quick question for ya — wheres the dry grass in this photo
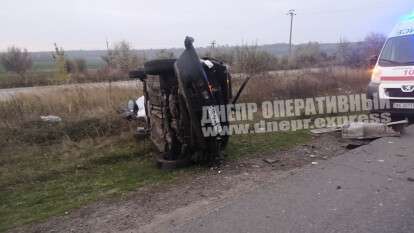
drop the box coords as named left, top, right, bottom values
left=236, top=67, right=371, bottom=104
left=0, top=86, right=140, bottom=127
left=0, top=86, right=142, bottom=148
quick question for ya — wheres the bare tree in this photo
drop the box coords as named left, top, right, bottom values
left=363, top=32, right=387, bottom=57
left=0, top=46, right=33, bottom=82
left=101, top=40, right=142, bottom=74
left=52, top=43, right=69, bottom=81
left=294, top=42, right=326, bottom=67
left=101, top=40, right=116, bottom=69
left=234, top=44, right=276, bottom=74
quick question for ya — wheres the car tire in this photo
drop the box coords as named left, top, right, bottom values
left=144, top=59, right=176, bottom=75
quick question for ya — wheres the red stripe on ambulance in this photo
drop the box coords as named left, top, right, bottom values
left=381, top=76, right=414, bottom=81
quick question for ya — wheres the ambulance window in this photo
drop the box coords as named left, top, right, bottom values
left=379, top=35, right=414, bottom=66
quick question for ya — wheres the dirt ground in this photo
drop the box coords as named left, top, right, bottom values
left=11, top=132, right=355, bottom=233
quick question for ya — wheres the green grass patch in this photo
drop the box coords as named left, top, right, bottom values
left=226, top=130, right=310, bottom=160
left=0, top=130, right=310, bottom=232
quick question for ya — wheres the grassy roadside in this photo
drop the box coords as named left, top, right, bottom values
left=0, top=130, right=310, bottom=232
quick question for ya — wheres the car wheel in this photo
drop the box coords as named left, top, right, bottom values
left=144, top=59, right=176, bottom=75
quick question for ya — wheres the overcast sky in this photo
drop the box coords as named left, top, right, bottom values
left=0, top=0, right=412, bottom=51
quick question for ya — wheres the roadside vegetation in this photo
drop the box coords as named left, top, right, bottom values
left=236, top=68, right=371, bottom=105
left=0, top=41, right=143, bottom=88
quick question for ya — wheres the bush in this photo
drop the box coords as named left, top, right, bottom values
left=101, top=41, right=144, bottom=74
left=65, top=58, right=87, bottom=74
left=0, top=46, right=33, bottom=82
left=233, top=44, right=277, bottom=74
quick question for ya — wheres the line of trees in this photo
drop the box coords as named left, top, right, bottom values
left=0, top=32, right=387, bottom=84
left=206, top=32, right=387, bottom=73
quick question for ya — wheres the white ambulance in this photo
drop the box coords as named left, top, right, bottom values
left=368, top=14, right=414, bottom=119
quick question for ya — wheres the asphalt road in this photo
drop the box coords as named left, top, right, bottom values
left=170, top=127, right=414, bottom=233
left=0, top=66, right=340, bottom=101
left=0, top=80, right=140, bottom=101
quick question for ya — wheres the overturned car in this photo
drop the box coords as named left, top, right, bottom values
left=128, top=37, right=248, bottom=168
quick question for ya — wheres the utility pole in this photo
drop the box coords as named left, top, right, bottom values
left=210, top=40, right=216, bottom=49
left=287, top=9, right=296, bottom=56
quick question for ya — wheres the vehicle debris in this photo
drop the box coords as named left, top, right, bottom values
left=342, top=121, right=405, bottom=139
left=40, top=115, right=62, bottom=123
left=121, top=96, right=146, bottom=120
left=311, top=120, right=408, bottom=140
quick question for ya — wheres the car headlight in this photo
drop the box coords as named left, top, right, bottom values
left=371, top=67, right=382, bottom=83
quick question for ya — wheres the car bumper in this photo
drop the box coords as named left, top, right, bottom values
left=368, top=82, right=414, bottom=115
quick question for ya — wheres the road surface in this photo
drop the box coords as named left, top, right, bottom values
left=168, top=127, right=414, bottom=233
left=0, top=80, right=141, bottom=101
left=0, top=67, right=348, bottom=101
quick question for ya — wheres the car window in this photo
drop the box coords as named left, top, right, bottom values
left=379, top=35, right=414, bottom=66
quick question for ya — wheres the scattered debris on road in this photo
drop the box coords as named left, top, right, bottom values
left=342, top=122, right=402, bottom=139
left=311, top=120, right=409, bottom=140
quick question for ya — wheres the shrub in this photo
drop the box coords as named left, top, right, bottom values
left=0, top=46, right=33, bottom=82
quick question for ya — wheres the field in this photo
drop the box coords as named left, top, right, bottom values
left=0, top=67, right=371, bottom=232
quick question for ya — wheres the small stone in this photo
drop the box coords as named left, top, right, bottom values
left=263, top=158, right=280, bottom=164
left=311, top=162, right=318, bottom=165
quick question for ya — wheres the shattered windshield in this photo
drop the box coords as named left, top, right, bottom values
left=379, top=34, right=414, bottom=66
